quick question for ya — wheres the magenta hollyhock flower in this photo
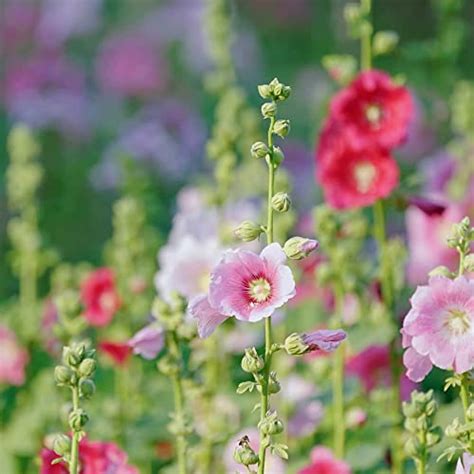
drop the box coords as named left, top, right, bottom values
left=80, top=268, right=121, bottom=327
left=298, top=446, right=352, bottom=474
left=329, top=69, right=413, bottom=150
left=128, top=324, right=164, bottom=360
left=402, top=276, right=474, bottom=378
left=40, top=437, right=138, bottom=474
left=0, top=325, right=29, bottom=386
left=302, top=329, right=347, bottom=353
left=190, top=243, right=296, bottom=337
left=98, top=341, right=132, bottom=367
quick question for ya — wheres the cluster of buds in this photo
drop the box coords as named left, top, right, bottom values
left=152, top=293, right=190, bottom=336
left=447, top=217, right=474, bottom=270
left=53, top=289, right=86, bottom=341
left=52, top=342, right=96, bottom=466
left=403, top=390, right=442, bottom=471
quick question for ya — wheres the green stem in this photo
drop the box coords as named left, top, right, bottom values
left=360, top=0, right=372, bottom=70
left=69, top=386, right=80, bottom=474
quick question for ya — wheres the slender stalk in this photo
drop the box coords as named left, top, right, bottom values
left=69, top=386, right=80, bottom=474
left=416, top=430, right=426, bottom=474
left=460, top=374, right=474, bottom=454
left=360, top=0, right=372, bottom=71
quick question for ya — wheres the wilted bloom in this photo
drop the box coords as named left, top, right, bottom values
left=316, top=122, right=399, bottom=209
left=80, top=268, right=121, bottom=327
left=40, top=437, right=138, bottom=474
left=298, top=446, right=351, bottom=474
left=129, top=324, right=164, bottom=360
left=190, top=243, right=296, bottom=337
left=402, top=276, right=474, bottom=379
left=0, top=325, right=29, bottom=386
left=329, top=69, right=413, bottom=150
left=98, top=341, right=131, bottom=367
left=284, top=329, right=346, bottom=355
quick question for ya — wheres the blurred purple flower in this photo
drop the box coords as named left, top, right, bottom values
left=0, top=1, right=39, bottom=51
left=420, top=150, right=457, bottom=194
left=288, top=400, right=324, bottom=438
left=407, top=196, right=447, bottom=216
left=303, top=329, right=347, bottom=353
left=129, top=324, right=164, bottom=360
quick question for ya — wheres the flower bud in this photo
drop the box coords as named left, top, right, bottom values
left=251, top=141, right=270, bottom=159
left=261, top=102, right=277, bottom=119
left=157, top=355, right=180, bottom=377
left=241, top=347, right=264, bottom=373
left=463, top=254, right=474, bottom=273
left=53, top=434, right=71, bottom=456
left=55, top=290, right=81, bottom=320
left=79, top=379, right=96, bottom=399
left=78, top=358, right=96, bottom=378
left=283, top=236, right=319, bottom=260
left=428, top=265, right=453, bottom=278
left=257, top=84, right=272, bottom=99
left=445, top=418, right=461, bottom=438
left=426, top=427, right=442, bottom=447
left=233, top=436, right=259, bottom=466
left=466, top=403, right=474, bottom=421
left=69, top=409, right=89, bottom=431
left=344, top=3, right=362, bottom=25
left=63, top=347, right=81, bottom=367
left=234, top=220, right=263, bottom=242
left=279, top=85, right=291, bottom=100
left=259, top=411, right=284, bottom=435
left=425, top=399, right=437, bottom=417
left=373, top=31, right=399, bottom=56
left=54, top=365, right=73, bottom=385
left=404, top=437, right=422, bottom=458
left=268, top=371, right=281, bottom=394
left=271, top=146, right=285, bottom=166
left=273, top=119, right=290, bottom=138
left=271, top=192, right=291, bottom=213
left=284, top=333, right=309, bottom=356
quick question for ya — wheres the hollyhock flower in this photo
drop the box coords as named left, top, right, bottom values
left=346, top=345, right=416, bottom=400
left=316, top=122, right=399, bottom=209
left=128, top=324, right=164, bottom=360
left=99, top=341, right=131, bottom=367
left=0, top=326, right=29, bottom=386
left=402, top=276, right=474, bottom=377
left=40, top=438, right=138, bottom=474
left=456, top=453, right=474, bottom=474
left=401, top=331, right=433, bottom=383
left=330, top=69, right=413, bottom=150
left=298, top=446, right=351, bottom=474
left=80, top=268, right=121, bottom=327
left=224, top=428, right=286, bottom=474
left=302, top=329, right=347, bottom=353
left=96, top=34, right=166, bottom=97
left=190, top=243, right=296, bottom=338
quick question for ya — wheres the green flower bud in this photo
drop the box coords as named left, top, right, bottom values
left=79, top=379, right=96, bottom=399
left=271, top=192, right=291, bottom=213
left=344, top=3, right=362, bottom=24
left=54, top=365, right=73, bottom=385
left=261, top=102, right=277, bottom=119
left=157, top=355, right=180, bottom=377
left=283, top=236, right=319, bottom=260
left=259, top=411, right=284, bottom=435
left=69, top=409, right=88, bottom=431
left=78, top=358, right=96, bottom=378
left=152, top=297, right=171, bottom=319
left=53, top=434, right=71, bottom=456
left=404, top=437, right=422, bottom=458
left=278, top=85, right=292, bottom=101
left=273, top=119, right=290, bottom=138
left=425, top=399, right=437, bottom=417
left=251, top=141, right=270, bottom=159
left=273, top=82, right=283, bottom=97
left=241, top=347, right=264, bottom=373
left=268, top=371, right=281, bottom=394
left=233, top=436, right=259, bottom=466
left=257, top=84, right=272, bottom=99
left=466, top=403, right=474, bottom=421
left=271, top=146, right=285, bottom=166
left=403, top=417, right=418, bottom=434
left=284, top=333, right=309, bottom=356
left=428, top=265, right=453, bottom=278
left=463, top=254, right=474, bottom=273
left=234, top=220, right=263, bottom=242
left=426, top=426, right=442, bottom=447
left=373, top=31, right=399, bottom=56
left=63, top=347, right=81, bottom=367
left=445, top=418, right=461, bottom=438
left=55, top=290, right=81, bottom=320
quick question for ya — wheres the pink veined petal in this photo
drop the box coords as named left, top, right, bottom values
left=189, top=295, right=229, bottom=338
left=260, top=242, right=287, bottom=267
left=403, top=347, right=432, bottom=382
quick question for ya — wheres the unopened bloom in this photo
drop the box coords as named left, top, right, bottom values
left=330, top=69, right=413, bottom=150
left=298, top=446, right=351, bottom=474
left=98, top=341, right=131, bottom=367
left=128, top=324, right=164, bottom=360
left=0, top=325, right=29, bottom=386
left=80, top=268, right=121, bottom=327
left=402, top=276, right=474, bottom=379
left=283, top=236, right=319, bottom=260
left=284, top=329, right=346, bottom=355
left=190, top=243, right=296, bottom=337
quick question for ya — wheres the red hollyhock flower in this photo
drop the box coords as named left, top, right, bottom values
left=40, top=438, right=138, bottom=474
left=330, top=69, right=413, bottom=150
left=80, top=268, right=121, bottom=327
left=316, top=122, right=399, bottom=209
left=99, top=341, right=132, bottom=367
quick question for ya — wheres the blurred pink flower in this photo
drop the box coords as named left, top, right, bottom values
left=128, top=324, right=164, bottom=360
left=0, top=325, right=29, bottom=386
left=420, top=150, right=456, bottom=194
left=346, top=345, right=416, bottom=400
left=0, top=2, right=39, bottom=51
left=80, top=268, right=121, bottom=327
left=41, top=299, right=60, bottom=354
left=190, top=243, right=296, bottom=337
left=99, top=341, right=132, bottom=367
left=456, top=453, right=474, bottom=474
left=288, top=400, right=324, bottom=438
left=402, top=276, right=474, bottom=378
left=40, top=437, right=138, bottom=474
left=96, top=34, right=166, bottom=97
left=401, top=331, right=432, bottom=383
left=298, top=446, right=351, bottom=474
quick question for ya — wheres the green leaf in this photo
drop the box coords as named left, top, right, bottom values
left=270, top=443, right=289, bottom=460
left=236, top=381, right=256, bottom=395
left=251, top=403, right=261, bottom=413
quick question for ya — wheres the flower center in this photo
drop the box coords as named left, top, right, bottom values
left=444, top=308, right=470, bottom=335
left=247, top=277, right=272, bottom=303
left=354, top=162, right=376, bottom=193
left=365, top=104, right=382, bottom=126
left=99, top=291, right=117, bottom=312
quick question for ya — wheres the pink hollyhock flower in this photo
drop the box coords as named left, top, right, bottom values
left=402, top=276, right=474, bottom=377
left=190, top=243, right=296, bottom=337
left=0, top=326, right=29, bottom=386
left=96, top=34, right=166, bottom=97
left=330, top=69, right=413, bottom=150
left=298, top=446, right=351, bottom=474
left=456, top=453, right=474, bottom=474
left=40, top=438, right=138, bottom=474
left=80, top=268, right=121, bottom=327
left=401, top=331, right=433, bottom=383
left=346, top=345, right=416, bottom=400
left=316, top=122, right=399, bottom=209
left=224, top=428, right=286, bottom=473
left=128, top=324, right=164, bottom=360
left=99, top=341, right=132, bottom=367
